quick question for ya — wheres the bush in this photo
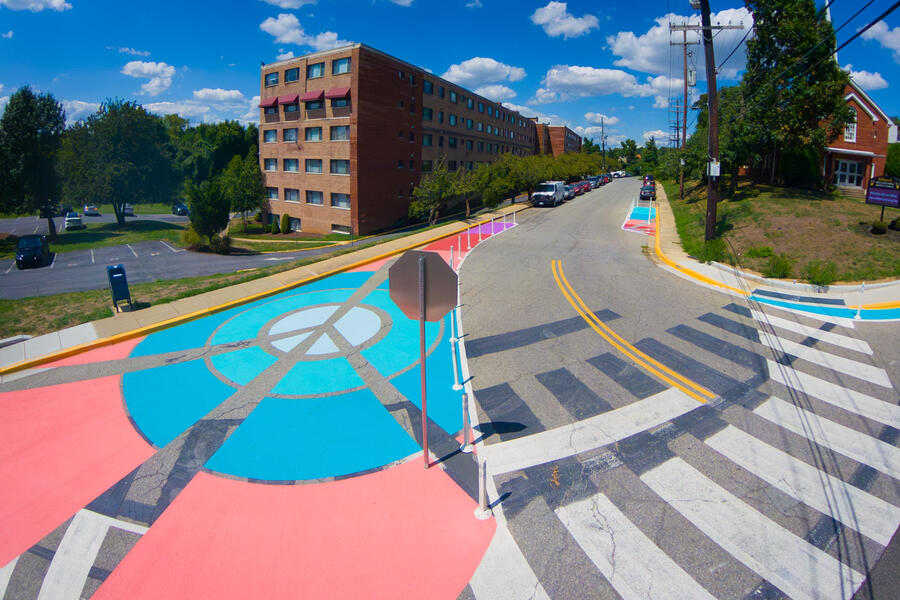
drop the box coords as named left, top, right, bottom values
left=889, top=217, right=900, bottom=231
left=804, top=260, right=837, bottom=287
left=209, top=234, right=231, bottom=255
left=270, top=218, right=280, bottom=234
left=180, top=225, right=204, bottom=249
left=780, top=145, right=821, bottom=188
left=871, top=220, right=887, bottom=235
left=697, top=238, right=727, bottom=264
left=254, top=211, right=263, bottom=223
left=280, top=213, right=290, bottom=234
left=763, top=253, right=793, bottom=279
left=746, top=246, right=774, bottom=258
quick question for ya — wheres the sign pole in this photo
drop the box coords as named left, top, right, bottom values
left=418, top=255, right=429, bottom=469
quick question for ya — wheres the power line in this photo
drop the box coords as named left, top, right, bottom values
left=717, top=25, right=752, bottom=73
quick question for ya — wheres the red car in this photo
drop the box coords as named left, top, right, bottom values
left=578, top=181, right=591, bottom=194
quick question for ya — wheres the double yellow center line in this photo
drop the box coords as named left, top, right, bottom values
left=551, top=259, right=714, bottom=404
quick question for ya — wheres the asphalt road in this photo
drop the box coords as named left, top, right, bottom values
left=458, top=178, right=900, bottom=599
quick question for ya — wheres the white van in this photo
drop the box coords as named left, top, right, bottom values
left=532, top=181, right=566, bottom=207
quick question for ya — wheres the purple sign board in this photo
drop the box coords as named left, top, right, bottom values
left=865, top=176, right=900, bottom=208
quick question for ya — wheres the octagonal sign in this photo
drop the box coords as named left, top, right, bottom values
left=389, top=250, right=458, bottom=322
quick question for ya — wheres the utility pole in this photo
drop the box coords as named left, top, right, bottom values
left=670, top=30, right=699, bottom=201
left=601, top=116, right=606, bottom=169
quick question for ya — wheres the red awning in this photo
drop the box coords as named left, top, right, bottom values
left=258, top=97, right=278, bottom=108
left=325, top=86, right=351, bottom=99
left=300, top=90, right=325, bottom=102
left=277, top=94, right=299, bottom=104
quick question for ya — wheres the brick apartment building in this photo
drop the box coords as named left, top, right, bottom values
left=258, top=43, right=581, bottom=235
left=533, top=121, right=583, bottom=157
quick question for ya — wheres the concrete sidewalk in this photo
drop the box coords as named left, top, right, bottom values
left=0, top=205, right=524, bottom=377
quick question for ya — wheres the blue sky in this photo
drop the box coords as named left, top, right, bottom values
left=1, top=0, right=899, bottom=148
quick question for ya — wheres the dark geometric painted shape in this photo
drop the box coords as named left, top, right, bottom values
left=465, top=310, right=620, bottom=358
left=535, top=368, right=612, bottom=420
left=587, top=352, right=666, bottom=399
left=473, top=382, right=544, bottom=442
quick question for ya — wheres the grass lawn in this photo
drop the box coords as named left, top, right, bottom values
left=0, top=220, right=186, bottom=259
left=662, top=179, right=900, bottom=283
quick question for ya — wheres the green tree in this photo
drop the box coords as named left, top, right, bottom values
left=409, top=159, right=459, bottom=225
left=220, top=151, right=266, bottom=232
left=0, top=86, right=66, bottom=235
left=886, top=144, right=900, bottom=179
left=58, top=99, right=177, bottom=226
left=621, top=138, right=638, bottom=163
left=187, top=180, right=231, bottom=245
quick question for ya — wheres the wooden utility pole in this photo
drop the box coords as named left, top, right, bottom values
left=670, top=30, right=699, bottom=201
left=601, top=116, right=606, bottom=169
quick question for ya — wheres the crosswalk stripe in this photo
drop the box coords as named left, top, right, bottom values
left=767, top=359, right=900, bottom=428
left=641, top=457, right=865, bottom=600
left=556, top=493, right=716, bottom=600
left=468, top=524, right=550, bottom=600
left=755, top=300, right=857, bottom=329
left=757, top=329, right=891, bottom=387
left=481, top=387, right=700, bottom=475
left=754, top=396, right=900, bottom=480
left=749, top=309, right=872, bottom=354
left=0, top=557, right=18, bottom=598
left=38, top=510, right=110, bottom=600
left=706, top=425, right=900, bottom=546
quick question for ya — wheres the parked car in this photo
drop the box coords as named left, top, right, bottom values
left=83, top=204, right=100, bottom=216
left=122, top=203, right=134, bottom=216
left=172, top=201, right=190, bottom=216
left=564, top=185, right=575, bottom=200
left=578, top=181, right=592, bottom=194
left=601, top=174, right=612, bottom=185
left=15, top=234, right=51, bottom=269
left=57, top=205, right=74, bottom=217
left=643, top=175, right=655, bottom=186
left=639, top=185, right=657, bottom=201
left=64, top=212, right=86, bottom=230
left=587, top=175, right=600, bottom=189
left=532, top=181, right=566, bottom=207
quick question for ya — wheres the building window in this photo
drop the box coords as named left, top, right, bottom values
left=284, top=158, right=299, bottom=172
left=332, top=57, right=351, bottom=75
left=332, top=224, right=351, bottom=234
left=466, top=140, right=473, bottom=151
left=265, top=72, right=278, bottom=86
left=331, top=125, right=350, bottom=141
left=448, top=136, right=457, bottom=148
left=477, top=122, right=483, bottom=132
left=263, top=129, right=277, bottom=143
left=398, top=99, right=404, bottom=108
left=424, top=80, right=433, bottom=95
left=466, top=118, right=473, bottom=129
left=466, top=161, right=474, bottom=170
left=409, top=160, right=415, bottom=170
left=285, top=68, right=299, bottom=82
left=289, top=217, right=301, bottom=232
left=438, top=136, right=444, bottom=147
left=398, top=160, right=404, bottom=168
left=467, top=98, right=474, bottom=110
left=283, top=103, right=299, bottom=113
left=306, top=190, right=324, bottom=205
left=487, top=106, right=493, bottom=116
left=305, top=100, right=324, bottom=110
left=423, top=133, right=432, bottom=147
left=844, top=108, right=857, bottom=143
left=398, top=70, right=405, bottom=80
left=410, top=74, right=416, bottom=85
left=423, top=107, right=433, bottom=120
left=449, top=90, right=457, bottom=103
left=422, top=160, right=433, bottom=172
left=438, top=111, right=444, bottom=124
left=331, top=193, right=351, bottom=209
left=409, top=131, right=415, bottom=142
left=448, top=160, right=457, bottom=171
left=264, top=158, right=277, bottom=171
left=305, top=127, right=322, bottom=142
left=486, top=125, right=492, bottom=134
left=438, top=86, right=444, bottom=98
left=266, top=186, right=278, bottom=200
left=285, top=188, right=300, bottom=202
left=449, top=114, right=457, bottom=126
left=307, top=62, right=325, bottom=79
left=305, top=159, right=323, bottom=173
left=478, top=102, right=484, bottom=113
left=330, top=159, right=350, bottom=175
left=284, top=128, right=299, bottom=142
left=477, top=141, right=484, bottom=151
left=264, top=106, right=278, bottom=116
left=331, top=97, right=350, bottom=108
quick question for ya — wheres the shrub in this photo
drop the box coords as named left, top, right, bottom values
left=254, top=211, right=263, bottom=223
left=180, top=225, right=204, bottom=249
left=804, top=260, right=837, bottom=287
left=280, top=213, right=290, bottom=234
left=746, top=246, right=774, bottom=258
left=763, top=253, right=792, bottom=279
left=209, top=234, right=231, bottom=255
left=889, top=217, right=900, bottom=231
left=871, top=220, right=887, bottom=235
left=697, top=238, right=727, bottom=264
left=780, top=145, right=821, bottom=188
left=270, top=218, right=280, bottom=234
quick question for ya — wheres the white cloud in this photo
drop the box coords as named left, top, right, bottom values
left=240, top=95, right=261, bottom=125
left=276, top=49, right=295, bottom=60
left=259, top=13, right=350, bottom=51
left=642, top=129, right=666, bottom=141
left=501, top=102, right=567, bottom=126
left=844, top=64, right=888, bottom=91
left=574, top=125, right=605, bottom=138
left=121, top=60, right=176, bottom=96
left=861, top=21, right=900, bottom=65
left=106, top=46, right=150, bottom=57
left=606, top=134, right=627, bottom=146
left=260, top=0, right=316, bottom=8
left=532, top=65, right=681, bottom=107
left=144, top=101, right=211, bottom=120
left=0, top=95, right=8, bottom=113
left=0, top=0, right=71, bottom=11
left=62, top=99, right=99, bottom=123
left=2, top=30, right=12, bottom=38
left=584, top=112, right=619, bottom=126
left=466, top=0, right=482, bottom=7
left=607, top=8, right=752, bottom=80
left=531, top=1, right=598, bottom=39
left=193, top=88, right=245, bottom=102
left=389, top=0, right=414, bottom=5
left=442, top=57, right=525, bottom=88
left=474, top=84, right=516, bottom=102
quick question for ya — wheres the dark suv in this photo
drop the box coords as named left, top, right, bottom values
left=172, top=201, right=190, bottom=216
left=15, top=234, right=51, bottom=269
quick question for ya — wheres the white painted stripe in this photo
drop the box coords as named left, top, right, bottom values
left=556, top=494, right=716, bottom=600
left=0, top=557, right=19, bottom=598
left=126, top=243, right=138, bottom=258
left=159, top=240, right=183, bottom=253
left=750, top=309, right=872, bottom=354
left=481, top=387, right=700, bottom=475
left=758, top=329, right=891, bottom=387
left=755, top=300, right=857, bottom=329
left=707, top=425, right=900, bottom=546
left=4, top=260, right=14, bottom=274
left=468, top=524, right=550, bottom=600
left=90, top=248, right=95, bottom=264
left=38, top=510, right=110, bottom=600
left=754, top=396, right=900, bottom=480
left=767, top=359, right=900, bottom=428
left=642, top=457, right=865, bottom=600
left=82, top=508, right=149, bottom=535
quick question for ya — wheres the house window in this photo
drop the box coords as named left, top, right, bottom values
left=423, top=133, right=432, bottom=147
left=330, top=159, right=350, bottom=175
left=285, top=188, right=300, bottom=202
left=284, top=158, right=299, bottom=172
left=424, top=80, right=433, bottom=95
left=450, top=90, right=457, bottom=103
left=423, top=107, right=433, bottom=120
left=332, top=224, right=351, bottom=234
left=467, top=98, right=474, bottom=110
left=331, top=193, right=351, bottom=209
left=306, top=159, right=323, bottom=173
left=307, top=62, right=325, bottom=79
left=283, top=103, right=299, bottom=113
left=844, top=107, right=857, bottom=143
left=264, top=106, right=278, bottom=116
left=284, top=128, right=299, bottom=142
left=331, top=97, right=350, bottom=108
left=305, top=100, right=324, bottom=110
left=306, top=190, right=324, bottom=205
left=289, top=217, right=301, bottom=232
left=264, top=158, right=277, bottom=171
left=331, top=125, right=350, bottom=140
left=266, top=186, right=278, bottom=200
left=285, top=68, right=299, bottom=82
left=263, top=129, right=277, bottom=143
left=264, top=72, right=279, bottom=86
left=448, top=137, right=457, bottom=148
left=305, top=127, right=322, bottom=142
left=332, top=57, right=351, bottom=75
left=422, top=160, right=433, bottom=172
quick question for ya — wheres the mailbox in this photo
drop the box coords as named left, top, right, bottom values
left=106, top=264, right=132, bottom=312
